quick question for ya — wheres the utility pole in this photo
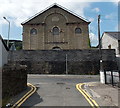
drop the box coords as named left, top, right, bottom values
left=98, top=15, right=102, bottom=60
left=98, top=15, right=101, bottom=52
left=98, top=15, right=106, bottom=84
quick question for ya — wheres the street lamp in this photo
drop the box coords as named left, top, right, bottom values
left=3, top=17, right=10, bottom=48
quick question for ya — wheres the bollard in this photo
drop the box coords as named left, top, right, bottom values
left=119, top=70, right=120, bottom=83
left=118, top=70, right=120, bottom=88
left=100, top=71, right=105, bottom=84
left=104, top=70, right=107, bottom=84
left=111, top=71, right=114, bottom=86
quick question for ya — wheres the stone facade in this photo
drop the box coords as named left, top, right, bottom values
left=22, top=4, right=90, bottom=50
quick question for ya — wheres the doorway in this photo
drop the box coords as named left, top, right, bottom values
left=52, top=46, right=61, bottom=50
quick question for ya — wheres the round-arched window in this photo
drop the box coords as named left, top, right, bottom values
left=53, top=27, right=59, bottom=35
left=75, top=28, right=82, bottom=34
left=30, top=28, right=37, bottom=35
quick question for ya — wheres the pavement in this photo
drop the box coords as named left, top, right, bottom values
left=83, top=82, right=120, bottom=107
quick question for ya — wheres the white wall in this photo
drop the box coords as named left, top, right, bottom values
left=0, top=39, right=8, bottom=68
left=102, top=33, right=119, bottom=55
left=0, top=36, right=8, bottom=107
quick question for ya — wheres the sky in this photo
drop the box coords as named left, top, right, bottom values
left=0, top=0, right=119, bottom=46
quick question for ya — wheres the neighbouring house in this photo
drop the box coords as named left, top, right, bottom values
left=101, top=32, right=120, bottom=70
left=0, top=35, right=9, bottom=68
left=21, top=3, right=90, bottom=50
left=101, top=32, right=120, bottom=56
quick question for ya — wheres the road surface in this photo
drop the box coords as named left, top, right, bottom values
left=21, top=75, right=99, bottom=107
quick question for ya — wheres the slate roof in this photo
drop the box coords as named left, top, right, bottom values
left=21, top=3, right=90, bottom=25
left=105, top=32, right=120, bottom=40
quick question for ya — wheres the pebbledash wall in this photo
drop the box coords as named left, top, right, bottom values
left=8, top=49, right=118, bottom=74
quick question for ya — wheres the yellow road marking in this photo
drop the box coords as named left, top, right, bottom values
left=76, top=84, right=95, bottom=108
left=79, top=83, right=99, bottom=107
left=11, top=83, right=33, bottom=107
left=76, top=83, right=100, bottom=108
left=11, top=83, right=36, bottom=108
left=17, top=83, right=36, bottom=107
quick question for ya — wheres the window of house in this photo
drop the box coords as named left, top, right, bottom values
left=108, top=44, right=111, bottom=49
left=75, top=28, right=82, bottom=34
left=30, top=28, right=37, bottom=35
left=53, top=27, right=59, bottom=35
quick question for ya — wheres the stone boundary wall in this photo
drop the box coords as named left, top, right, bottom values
left=8, top=49, right=118, bottom=74
left=2, top=64, right=27, bottom=106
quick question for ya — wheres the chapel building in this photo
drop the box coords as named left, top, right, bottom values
left=21, top=4, right=90, bottom=50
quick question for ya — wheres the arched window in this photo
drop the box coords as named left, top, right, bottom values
left=53, top=27, right=59, bottom=35
left=75, top=28, right=82, bottom=34
left=30, top=28, right=37, bottom=35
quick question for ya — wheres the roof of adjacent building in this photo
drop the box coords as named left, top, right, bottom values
left=0, top=35, right=9, bottom=51
left=21, top=3, right=90, bottom=25
left=103, top=32, right=120, bottom=40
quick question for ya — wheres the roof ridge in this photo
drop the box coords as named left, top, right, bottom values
left=105, top=32, right=120, bottom=40
left=21, top=3, right=89, bottom=25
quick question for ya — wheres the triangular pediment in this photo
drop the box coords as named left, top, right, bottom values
left=22, top=3, right=90, bottom=25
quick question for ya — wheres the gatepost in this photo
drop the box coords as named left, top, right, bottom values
left=100, top=60, right=106, bottom=84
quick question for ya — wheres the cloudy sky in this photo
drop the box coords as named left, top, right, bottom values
left=0, top=0, right=119, bottom=46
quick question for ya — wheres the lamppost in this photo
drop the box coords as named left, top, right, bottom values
left=3, top=17, right=10, bottom=48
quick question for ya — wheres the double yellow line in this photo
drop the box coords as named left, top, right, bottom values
left=11, top=82, right=98, bottom=107
left=76, top=83, right=100, bottom=108
left=11, top=83, right=36, bottom=108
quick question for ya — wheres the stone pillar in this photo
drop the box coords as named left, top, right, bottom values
left=100, top=60, right=105, bottom=83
